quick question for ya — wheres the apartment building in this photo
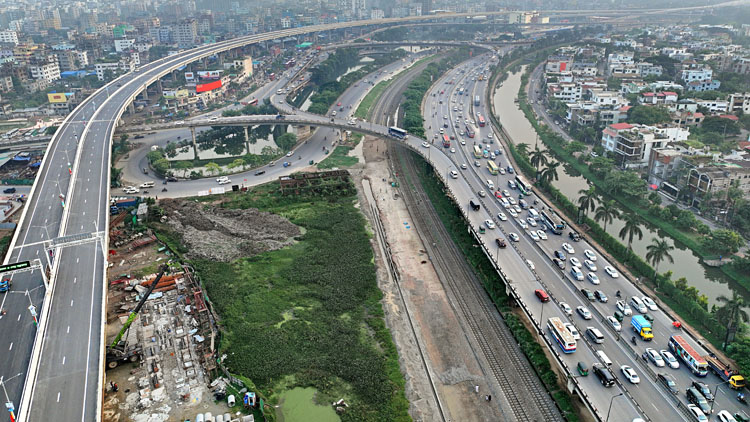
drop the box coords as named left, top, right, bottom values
left=687, top=161, right=750, bottom=197
left=30, top=61, right=60, bottom=83
left=728, top=93, right=750, bottom=114
left=601, top=122, right=672, bottom=168
left=95, top=58, right=135, bottom=80
left=0, top=31, right=18, bottom=45
left=638, top=91, right=679, bottom=105
left=175, top=19, right=198, bottom=48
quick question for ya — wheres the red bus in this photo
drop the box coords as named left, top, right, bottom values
left=477, top=114, right=486, bottom=127
left=269, top=73, right=276, bottom=81
left=442, top=134, right=451, bottom=148
left=465, top=124, right=475, bottom=138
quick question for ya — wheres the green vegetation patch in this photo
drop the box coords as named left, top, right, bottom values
left=193, top=185, right=409, bottom=422
left=317, top=146, right=358, bottom=169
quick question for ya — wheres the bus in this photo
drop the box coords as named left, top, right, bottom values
left=442, top=134, right=451, bottom=148
left=474, top=95, right=481, bottom=106
left=465, top=123, right=475, bottom=138
left=487, top=161, right=499, bottom=175
left=388, top=126, right=408, bottom=139
left=547, top=317, right=576, bottom=353
left=477, top=114, right=486, bottom=127
left=515, top=176, right=533, bottom=196
left=668, top=335, right=708, bottom=377
left=541, top=210, right=566, bottom=235
left=473, top=145, right=483, bottom=159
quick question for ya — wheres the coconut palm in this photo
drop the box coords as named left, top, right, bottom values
left=529, top=147, right=548, bottom=179
left=516, top=142, right=530, bottom=157
left=594, top=200, right=620, bottom=232
left=577, top=187, right=597, bottom=218
left=618, top=213, right=643, bottom=250
left=645, top=238, right=674, bottom=276
left=716, top=291, right=749, bottom=350
left=538, top=161, right=560, bottom=186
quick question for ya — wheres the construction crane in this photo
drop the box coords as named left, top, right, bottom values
left=106, top=264, right=168, bottom=369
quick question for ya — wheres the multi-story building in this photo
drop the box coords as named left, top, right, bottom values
left=601, top=122, right=671, bottom=168
left=175, top=19, right=198, bottom=48
left=687, top=161, right=750, bottom=197
left=0, top=75, right=13, bottom=92
left=95, top=58, right=135, bottom=80
left=55, top=49, right=80, bottom=71
left=636, top=62, right=663, bottom=76
left=638, top=91, right=679, bottom=105
left=695, top=99, right=729, bottom=113
left=547, top=82, right=582, bottom=103
left=0, top=31, right=19, bottom=45
left=728, top=93, right=750, bottom=114
left=685, top=78, right=721, bottom=92
left=545, top=55, right=573, bottom=73
left=681, top=67, right=713, bottom=82
left=114, top=39, right=135, bottom=53
left=30, top=61, right=60, bottom=83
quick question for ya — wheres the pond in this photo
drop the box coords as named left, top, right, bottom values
left=277, top=387, right=340, bottom=422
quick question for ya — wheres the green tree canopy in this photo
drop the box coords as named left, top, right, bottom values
left=627, top=105, right=672, bottom=125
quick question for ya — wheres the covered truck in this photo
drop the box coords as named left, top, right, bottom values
left=631, top=315, right=653, bottom=341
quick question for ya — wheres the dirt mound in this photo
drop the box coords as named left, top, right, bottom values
left=161, top=199, right=300, bottom=262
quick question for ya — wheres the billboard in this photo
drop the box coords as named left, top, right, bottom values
left=47, top=93, right=69, bottom=103
left=185, top=72, right=195, bottom=81
left=196, top=80, right=222, bottom=93
left=197, top=70, right=222, bottom=79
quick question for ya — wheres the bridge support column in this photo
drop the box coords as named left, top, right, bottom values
left=157, top=79, right=163, bottom=93
left=172, top=70, right=178, bottom=82
left=191, top=127, right=199, bottom=160
left=244, top=126, right=250, bottom=154
left=218, top=52, right=225, bottom=66
left=128, top=102, right=135, bottom=114
left=141, top=85, right=149, bottom=101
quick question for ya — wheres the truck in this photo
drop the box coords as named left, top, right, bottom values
left=276, top=114, right=285, bottom=120
left=705, top=354, right=745, bottom=389
left=631, top=315, right=653, bottom=341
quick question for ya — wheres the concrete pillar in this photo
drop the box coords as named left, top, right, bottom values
left=244, top=126, right=250, bottom=154
left=157, top=80, right=163, bottom=92
left=218, top=52, right=224, bottom=66
left=172, top=70, right=177, bottom=81
left=141, top=85, right=149, bottom=101
left=191, top=127, right=199, bottom=160
left=128, top=102, right=135, bottom=114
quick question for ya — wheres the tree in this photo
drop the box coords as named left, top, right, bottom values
left=228, top=158, right=246, bottom=171
left=538, top=161, right=560, bottom=185
left=701, top=229, right=742, bottom=254
left=516, top=142, right=530, bottom=157
left=701, top=116, right=741, bottom=135
left=275, top=132, right=297, bottom=151
left=577, top=187, right=597, bottom=217
left=529, top=146, right=548, bottom=178
left=716, top=292, right=748, bottom=350
left=646, top=238, right=674, bottom=276
left=173, top=161, right=192, bottom=177
left=205, top=162, right=221, bottom=176
left=627, top=105, right=672, bottom=125
left=618, top=213, right=643, bottom=250
left=594, top=200, right=620, bottom=232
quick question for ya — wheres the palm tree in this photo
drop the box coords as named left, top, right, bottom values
left=618, top=213, right=643, bottom=250
left=716, top=291, right=749, bottom=350
left=529, top=147, right=548, bottom=179
left=538, top=161, right=560, bottom=185
left=645, top=238, right=674, bottom=276
left=516, top=142, right=530, bottom=157
left=577, top=187, right=597, bottom=218
left=594, top=200, right=620, bottom=232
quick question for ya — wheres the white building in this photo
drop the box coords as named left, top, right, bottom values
left=370, top=9, right=385, bottom=20
left=114, top=38, right=135, bottom=53
left=95, top=59, right=135, bottom=81
left=30, top=61, right=61, bottom=83
left=681, top=67, right=713, bottom=82
left=695, top=99, right=729, bottom=113
left=0, top=31, right=19, bottom=45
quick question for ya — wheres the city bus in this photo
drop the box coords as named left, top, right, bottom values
left=388, top=126, right=408, bottom=139
left=473, top=145, right=483, bottom=159
left=442, top=134, right=451, bottom=148
left=547, top=317, right=576, bottom=353
left=515, top=176, right=533, bottom=196
left=487, top=161, right=499, bottom=175
left=541, top=210, right=566, bottom=235
left=668, top=335, right=708, bottom=377
left=477, top=114, right=486, bottom=127
left=465, top=123, right=475, bottom=138
left=474, top=95, right=481, bottom=106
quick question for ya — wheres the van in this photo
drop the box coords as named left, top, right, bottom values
left=528, top=208, right=540, bottom=220
left=469, top=200, right=480, bottom=211
left=486, top=180, right=494, bottom=190
left=139, top=181, right=154, bottom=188
left=586, top=327, right=605, bottom=344
left=593, top=363, right=615, bottom=387
left=596, top=350, right=612, bottom=367
left=450, top=170, right=458, bottom=179
left=630, top=296, right=647, bottom=313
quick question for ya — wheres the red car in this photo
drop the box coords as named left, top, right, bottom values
left=337, top=102, right=342, bottom=106
left=535, top=289, right=550, bottom=303
left=494, top=191, right=503, bottom=199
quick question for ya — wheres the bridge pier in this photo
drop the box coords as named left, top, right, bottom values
left=141, top=85, right=149, bottom=101
left=172, top=70, right=178, bottom=82
left=128, top=102, right=135, bottom=114
left=191, top=127, right=199, bottom=160
left=244, top=126, right=250, bottom=154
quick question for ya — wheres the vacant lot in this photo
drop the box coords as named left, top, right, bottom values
left=165, top=182, right=409, bottom=422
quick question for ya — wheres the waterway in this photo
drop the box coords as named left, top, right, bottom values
left=492, top=67, right=746, bottom=308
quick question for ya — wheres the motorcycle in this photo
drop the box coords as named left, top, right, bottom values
left=631, top=336, right=637, bottom=345
left=162, top=188, right=167, bottom=192
left=616, top=290, right=621, bottom=298
left=739, top=393, right=747, bottom=405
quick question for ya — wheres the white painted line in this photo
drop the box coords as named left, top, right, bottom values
left=67, top=326, right=70, bottom=333
left=57, top=392, right=60, bottom=402
left=9, top=342, right=12, bottom=350
left=62, top=356, right=65, bottom=365
left=70, top=300, right=74, bottom=307
left=76, top=258, right=79, bottom=263
left=17, top=314, right=21, bottom=321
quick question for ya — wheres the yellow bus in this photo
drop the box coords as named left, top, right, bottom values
left=487, top=160, right=499, bottom=175
left=473, top=145, right=482, bottom=158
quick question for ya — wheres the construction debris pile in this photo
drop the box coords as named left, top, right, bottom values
left=160, top=199, right=301, bottom=262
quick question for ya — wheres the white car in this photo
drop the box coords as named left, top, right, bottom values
left=508, top=197, right=517, bottom=206
left=584, top=249, right=597, bottom=261
left=500, top=198, right=510, bottom=209
left=587, top=273, right=600, bottom=285
left=508, top=208, right=518, bottom=218
left=526, top=259, right=535, bottom=270
left=450, top=148, right=456, bottom=153
left=497, top=212, right=507, bottom=221
left=562, top=242, right=575, bottom=254
left=421, top=141, right=430, bottom=148
left=536, top=230, right=547, bottom=240
left=286, top=151, right=294, bottom=157
left=560, top=302, right=573, bottom=315
left=569, top=257, right=582, bottom=268
left=564, top=323, right=580, bottom=340
left=604, top=266, right=619, bottom=278
left=687, top=405, right=708, bottom=422
left=526, top=218, right=537, bottom=227
left=218, top=178, right=231, bottom=185
left=642, top=296, right=658, bottom=311
left=607, top=316, right=621, bottom=331
left=660, top=350, right=680, bottom=369
left=616, top=300, right=632, bottom=316
left=528, top=230, right=540, bottom=242
left=508, top=232, right=520, bottom=242
left=478, top=190, right=486, bottom=198
left=620, top=365, right=640, bottom=384
left=460, top=140, right=466, bottom=146
left=645, top=348, right=665, bottom=367
left=584, top=260, right=597, bottom=272
left=484, top=219, right=495, bottom=229
left=517, top=218, right=528, bottom=229
left=499, top=168, right=506, bottom=175
left=216, top=177, right=229, bottom=182
left=717, top=410, right=738, bottom=422
left=461, top=163, right=468, bottom=169
left=576, top=306, right=592, bottom=320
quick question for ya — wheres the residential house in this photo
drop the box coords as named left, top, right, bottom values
left=728, top=93, right=750, bottom=114
left=638, top=91, right=679, bottom=105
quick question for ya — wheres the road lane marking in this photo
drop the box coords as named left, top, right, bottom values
left=17, top=314, right=21, bottom=321
left=70, top=300, right=74, bottom=307
left=76, top=258, right=79, bottom=263
left=57, top=392, right=60, bottom=402
left=62, top=356, right=65, bottom=365
left=9, top=342, right=12, bottom=350
left=73, top=277, right=76, bottom=284
left=67, top=326, right=70, bottom=333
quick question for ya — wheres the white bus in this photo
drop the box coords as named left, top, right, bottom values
left=547, top=317, right=576, bottom=353
left=541, top=210, right=566, bottom=235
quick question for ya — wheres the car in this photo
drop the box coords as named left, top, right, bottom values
left=576, top=306, right=592, bottom=320
left=500, top=198, right=510, bottom=208
left=561, top=242, right=575, bottom=254
left=528, top=231, right=540, bottom=242
left=568, top=231, right=581, bottom=242
left=660, top=350, right=679, bottom=369
left=613, top=310, right=624, bottom=322
left=497, top=212, right=507, bottom=221
left=502, top=189, right=511, bottom=197
left=484, top=219, right=495, bottom=229
left=553, top=258, right=565, bottom=270
left=687, top=404, right=708, bottom=422
left=560, top=302, right=573, bottom=315
left=527, top=218, right=537, bottom=227
left=584, top=249, right=597, bottom=261
left=508, top=232, right=520, bottom=242
left=564, top=323, right=580, bottom=340
left=620, top=365, right=640, bottom=384
left=508, top=197, right=517, bottom=206
left=606, top=316, right=621, bottom=331
left=254, top=170, right=266, bottom=176
left=508, top=180, right=517, bottom=189
left=692, top=381, right=714, bottom=402
left=507, top=166, right=514, bottom=174
left=569, top=257, right=582, bottom=268
left=716, top=410, right=737, bottom=422
left=216, top=176, right=229, bottom=182
left=512, top=205, right=522, bottom=214
left=595, top=290, right=608, bottom=303
left=657, top=373, right=679, bottom=395
left=450, top=148, right=456, bottom=153
left=570, top=267, right=584, bottom=281
left=577, top=361, right=589, bottom=377
left=644, top=348, right=665, bottom=367
left=526, top=259, right=535, bottom=270
left=687, top=387, right=712, bottom=415
left=499, top=168, right=506, bottom=175
left=517, top=218, right=528, bottom=229
left=642, top=296, right=658, bottom=311
left=460, top=140, right=466, bottom=146
left=616, top=300, right=632, bottom=316
left=587, top=273, right=600, bottom=285
left=474, top=160, right=481, bottom=167
left=495, top=238, right=506, bottom=248
left=593, top=363, right=615, bottom=387
left=604, top=266, right=619, bottom=278
left=461, top=163, right=468, bottom=169
left=554, top=250, right=566, bottom=261
left=644, top=313, right=654, bottom=322
left=535, top=289, right=550, bottom=302
left=218, top=178, right=231, bottom=185
left=3, top=188, right=16, bottom=194
left=508, top=208, right=518, bottom=218
left=580, top=288, right=595, bottom=301
left=478, top=190, right=486, bottom=197
left=584, top=260, right=597, bottom=272
left=421, top=141, right=430, bottom=148
left=536, top=230, right=547, bottom=240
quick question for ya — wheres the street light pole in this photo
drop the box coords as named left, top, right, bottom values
left=709, top=380, right=728, bottom=414
left=0, top=373, right=22, bottom=422
left=606, top=393, right=624, bottom=422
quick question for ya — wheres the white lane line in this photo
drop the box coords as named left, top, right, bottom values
left=17, top=314, right=21, bottom=321
left=9, top=342, right=12, bottom=350
left=76, top=258, right=79, bottom=263
left=70, top=300, right=74, bottom=307
left=73, top=277, right=76, bottom=284
left=62, top=356, right=66, bottom=365
left=67, top=325, right=70, bottom=333
left=57, top=392, right=61, bottom=402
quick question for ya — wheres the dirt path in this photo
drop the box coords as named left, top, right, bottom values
left=353, top=136, right=506, bottom=422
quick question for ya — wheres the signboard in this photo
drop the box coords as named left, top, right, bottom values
left=0, top=261, right=31, bottom=273
left=184, top=72, right=195, bottom=81
left=197, top=70, right=222, bottom=79
left=196, top=80, right=222, bottom=93
left=47, top=93, right=68, bottom=103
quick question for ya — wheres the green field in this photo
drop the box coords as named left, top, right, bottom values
left=192, top=183, right=409, bottom=422
left=317, top=146, right=358, bottom=169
